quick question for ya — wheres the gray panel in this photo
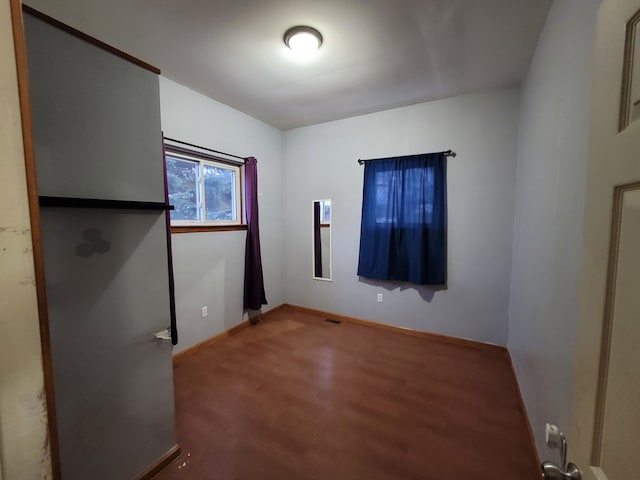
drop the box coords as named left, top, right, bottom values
left=24, top=13, right=164, bottom=202
left=40, top=208, right=175, bottom=480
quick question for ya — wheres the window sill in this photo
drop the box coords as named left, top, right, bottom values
left=171, top=224, right=248, bottom=234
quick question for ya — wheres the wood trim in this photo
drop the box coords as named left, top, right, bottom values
left=171, top=224, right=248, bottom=234
left=591, top=180, right=640, bottom=464
left=173, top=320, right=252, bottom=360
left=22, top=5, right=160, bottom=75
left=507, top=350, right=541, bottom=468
left=284, top=304, right=507, bottom=353
left=134, top=444, right=181, bottom=480
left=172, top=304, right=288, bottom=360
left=9, top=1, right=61, bottom=478
left=618, top=7, right=640, bottom=132
left=320, top=224, right=330, bottom=228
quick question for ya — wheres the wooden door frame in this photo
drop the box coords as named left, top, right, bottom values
left=8, top=1, right=60, bottom=478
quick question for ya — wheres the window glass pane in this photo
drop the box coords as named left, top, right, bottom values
left=203, top=164, right=235, bottom=221
left=166, top=156, right=199, bottom=221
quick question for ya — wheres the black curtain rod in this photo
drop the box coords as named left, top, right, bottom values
left=164, top=137, right=247, bottom=163
left=357, top=149, right=457, bottom=165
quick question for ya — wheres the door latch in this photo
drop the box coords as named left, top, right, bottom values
left=541, top=423, right=582, bottom=480
left=153, top=328, right=172, bottom=341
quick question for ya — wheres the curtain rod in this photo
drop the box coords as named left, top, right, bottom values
left=164, top=137, right=247, bottom=163
left=357, top=149, right=457, bottom=165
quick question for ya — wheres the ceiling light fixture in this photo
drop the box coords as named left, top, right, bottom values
left=284, top=26, right=323, bottom=57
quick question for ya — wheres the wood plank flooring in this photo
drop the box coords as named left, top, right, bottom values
left=155, top=306, right=539, bottom=480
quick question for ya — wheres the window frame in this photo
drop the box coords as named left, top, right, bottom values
left=164, top=144, right=246, bottom=233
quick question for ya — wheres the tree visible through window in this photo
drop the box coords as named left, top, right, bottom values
left=165, top=147, right=242, bottom=226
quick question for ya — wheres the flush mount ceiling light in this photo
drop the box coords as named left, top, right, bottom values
left=284, top=26, right=323, bottom=56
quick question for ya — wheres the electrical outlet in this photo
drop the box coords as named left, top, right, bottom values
left=201, top=306, right=208, bottom=318
left=377, top=293, right=383, bottom=303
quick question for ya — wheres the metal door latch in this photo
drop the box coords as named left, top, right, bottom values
left=541, top=423, right=582, bottom=480
left=153, top=328, right=172, bottom=341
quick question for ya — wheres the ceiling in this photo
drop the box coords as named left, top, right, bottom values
left=25, top=0, right=552, bottom=130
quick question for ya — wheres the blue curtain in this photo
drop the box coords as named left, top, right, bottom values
left=357, top=153, right=447, bottom=285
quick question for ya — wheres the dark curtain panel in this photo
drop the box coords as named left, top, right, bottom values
left=313, top=202, right=323, bottom=277
left=162, top=137, right=178, bottom=345
left=243, top=157, right=267, bottom=310
left=357, top=153, right=447, bottom=285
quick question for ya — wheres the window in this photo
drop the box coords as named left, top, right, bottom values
left=165, top=147, right=243, bottom=229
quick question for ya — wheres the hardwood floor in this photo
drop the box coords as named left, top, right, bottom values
left=155, top=306, right=539, bottom=480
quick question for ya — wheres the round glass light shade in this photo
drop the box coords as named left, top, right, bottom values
left=284, top=26, right=323, bottom=56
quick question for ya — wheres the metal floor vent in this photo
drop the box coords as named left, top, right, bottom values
left=325, top=318, right=342, bottom=324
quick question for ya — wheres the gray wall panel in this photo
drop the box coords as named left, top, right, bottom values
left=40, top=208, right=175, bottom=480
left=25, top=13, right=164, bottom=202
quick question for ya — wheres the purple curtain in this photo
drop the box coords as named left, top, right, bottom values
left=243, top=157, right=267, bottom=310
left=313, top=202, right=323, bottom=277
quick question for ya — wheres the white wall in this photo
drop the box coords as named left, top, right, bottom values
left=507, top=0, right=600, bottom=459
left=0, top=2, right=52, bottom=478
left=283, top=90, right=520, bottom=345
left=159, top=78, right=283, bottom=353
